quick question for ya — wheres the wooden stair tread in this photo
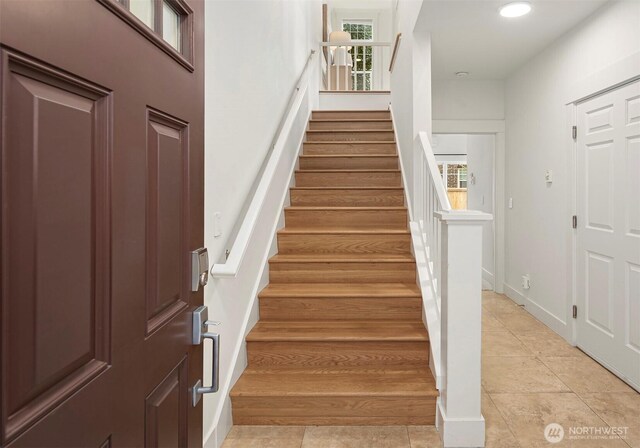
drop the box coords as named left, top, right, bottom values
left=278, top=229, right=410, bottom=235
left=304, top=141, right=395, bottom=144
left=231, top=369, right=437, bottom=397
left=291, top=187, right=403, bottom=190
left=246, top=321, right=428, bottom=342
left=299, top=154, right=397, bottom=158
left=307, top=129, right=393, bottom=133
left=285, top=206, right=405, bottom=210
left=259, top=283, right=421, bottom=298
left=296, top=169, right=400, bottom=173
left=309, top=119, right=392, bottom=123
left=270, top=254, right=415, bottom=263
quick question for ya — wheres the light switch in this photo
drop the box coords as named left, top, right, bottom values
left=213, top=212, right=222, bottom=237
left=508, top=197, right=513, bottom=209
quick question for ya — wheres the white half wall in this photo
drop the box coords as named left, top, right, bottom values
left=319, top=91, right=391, bottom=110
left=504, top=0, right=640, bottom=339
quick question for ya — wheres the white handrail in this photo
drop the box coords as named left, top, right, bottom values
left=418, top=132, right=451, bottom=212
left=211, top=50, right=316, bottom=277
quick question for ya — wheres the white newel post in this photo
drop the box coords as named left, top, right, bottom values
left=435, top=210, right=493, bottom=448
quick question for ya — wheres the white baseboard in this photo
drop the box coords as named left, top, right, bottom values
left=503, top=283, right=570, bottom=341
left=482, top=269, right=494, bottom=290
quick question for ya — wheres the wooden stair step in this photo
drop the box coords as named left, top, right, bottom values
left=299, top=155, right=398, bottom=170
left=232, top=368, right=437, bottom=397
left=290, top=187, right=404, bottom=206
left=303, top=141, right=397, bottom=155
left=308, top=119, right=393, bottom=131
left=231, top=368, right=436, bottom=425
left=246, top=321, right=428, bottom=342
left=311, top=110, right=391, bottom=120
left=284, top=206, right=407, bottom=229
left=295, top=170, right=402, bottom=188
left=306, top=130, right=395, bottom=142
left=258, top=283, right=422, bottom=321
left=277, top=229, right=411, bottom=255
left=259, top=282, right=421, bottom=298
left=268, top=254, right=416, bottom=283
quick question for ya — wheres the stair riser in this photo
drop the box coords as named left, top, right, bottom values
left=308, top=121, right=393, bottom=131
left=312, top=111, right=391, bottom=120
left=290, top=189, right=404, bottom=207
left=259, top=297, right=422, bottom=321
left=268, top=261, right=416, bottom=283
left=307, top=131, right=394, bottom=142
left=232, top=414, right=435, bottom=426
left=304, top=142, right=397, bottom=155
left=232, top=396, right=436, bottom=422
left=285, top=209, right=407, bottom=229
left=277, top=233, right=411, bottom=255
left=247, top=341, right=429, bottom=367
left=295, top=171, right=401, bottom=188
left=299, top=156, right=398, bottom=170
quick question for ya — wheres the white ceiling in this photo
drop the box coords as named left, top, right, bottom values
left=421, top=0, right=609, bottom=80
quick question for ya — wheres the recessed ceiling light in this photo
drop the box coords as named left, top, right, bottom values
left=455, top=71, right=469, bottom=77
left=499, top=1, right=532, bottom=18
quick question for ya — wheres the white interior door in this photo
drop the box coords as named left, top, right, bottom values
left=576, top=79, right=640, bottom=391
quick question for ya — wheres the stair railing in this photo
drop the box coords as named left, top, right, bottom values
left=412, top=130, right=492, bottom=447
left=319, top=41, right=391, bottom=91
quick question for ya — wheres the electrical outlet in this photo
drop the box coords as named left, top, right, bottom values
left=522, top=274, right=531, bottom=290
left=545, top=170, right=553, bottom=183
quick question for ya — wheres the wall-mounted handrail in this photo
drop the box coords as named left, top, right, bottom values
left=389, top=33, right=402, bottom=72
left=211, top=50, right=316, bottom=278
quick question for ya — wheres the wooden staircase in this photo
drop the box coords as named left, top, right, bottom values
left=230, top=109, right=437, bottom=425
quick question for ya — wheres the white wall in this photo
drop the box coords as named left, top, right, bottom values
left=504, top=0, right=640, bottom=338
left=390, top=0, right=431, bottom=195
left=204, top=1, right=321, bottom=446
left=433, top=134, right=496, bottom=288
left=433, top=79, right=504, bottom=120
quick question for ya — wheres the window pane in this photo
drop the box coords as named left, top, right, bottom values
left=162, top=2, right=180, bottom=50
left=129, top=0, right=153, bottom=28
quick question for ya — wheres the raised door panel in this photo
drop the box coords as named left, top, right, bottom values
left=145, top=109, right=189, bottom=335
left=1, top=51, right=112, bottom=443
left=145, top=357, right=188, bottom=447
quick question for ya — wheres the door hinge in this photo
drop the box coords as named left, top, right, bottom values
left=572, top=125, right=577, bottom=140
left=572, top=215, right=577, bottom=229
left=572, top=305, right=578, bottom=319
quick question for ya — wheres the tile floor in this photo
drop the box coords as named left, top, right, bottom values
left=222, top=291, right=640, bottom=448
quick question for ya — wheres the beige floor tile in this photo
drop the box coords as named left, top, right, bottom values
left=482, top=356, right=571, bottom=393
left=495, top=310, right=553, bottom=335
left=483, top=309, right=506, bottom=332
left=222, top=426, right=305, bottom=448
left=483, top=330, right=534, bottom=357
left=540, top=357, right=635, bottom=394
left=407, top=426, right=442, bottom=448
left=482, top=393, right=521, bottom=448
left=491, top=392, right=628, bottom=447
left=514, top=332, right=584, bottom=357
left=483, top=296, right=522, bottom=316
left=581, top=392, right=640, bottom=447
left=301, top=426, right=411, bottom=448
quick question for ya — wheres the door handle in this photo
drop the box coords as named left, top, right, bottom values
left=191, top=305, right=220, bottom=406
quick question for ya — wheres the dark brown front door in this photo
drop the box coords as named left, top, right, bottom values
left=0, top=0, right=204, bottom=446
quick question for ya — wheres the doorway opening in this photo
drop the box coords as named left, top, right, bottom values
left=433, top=133, right=496, bottom=290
